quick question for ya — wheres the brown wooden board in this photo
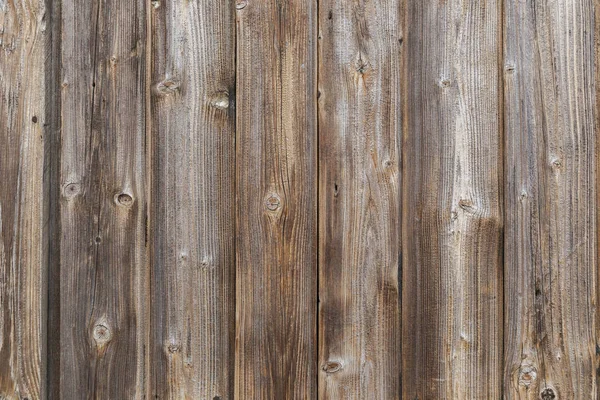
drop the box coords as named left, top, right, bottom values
left=58, top=0, right=148, bottom=396
left=148, top=0, right=236, bottom=398
left=0, top=0, right=49, bottom=397
left=402, top=0, right=504, bottom=398
left=317, top=0, right=403, bottom=397
left=503, top=0, right=598, bottom=398
left=235, top=0, right=318, bottom=397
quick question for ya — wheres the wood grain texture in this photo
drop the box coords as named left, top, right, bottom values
left=235, top=0, right=317, bottom=398
left=0, top=0, right=48, bottom=398
left=402, top=0, right=503, bottom=398
left=317, top=0, right=402, bottom=398
left=59, top=0, right=148, bottom=396
left=149, top=0, right=236, bottom=398
left=503, top=0, right=598, bottom=398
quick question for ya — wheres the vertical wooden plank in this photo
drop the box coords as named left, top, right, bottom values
left=59, top=0, right=148, bottom=396
left=402, top=0, right=503, bottom=398
left=149, top=0, right=236, bottom=398
left=503, top=0, right=597, bottom=398
left=235, top=0, right=317, bottom=398
left=0, top=0, right=48, bottom=398
left=317, top=0, right=402, bottom=398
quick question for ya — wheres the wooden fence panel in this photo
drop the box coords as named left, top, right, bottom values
left=0, top=0, right=48, bottom=398
left=149, top=0, right=236, bottom=398
left=402, top=0, right=503, bottom=398
left=235, top=0, right=317, bottom=397
left=59, top=0, right=148, bottom=397
left=317, top=0, right=402, bottom=398
left=3, top=0, right=600, bottom=398
left=503, top=0, right=598, bottom=398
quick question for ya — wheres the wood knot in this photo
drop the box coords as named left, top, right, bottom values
left=439, top=77, right=451, bottom=88
left=353, top=53, right=370, bottom=81
left=167, top=343, right=181, bottom=353
left=63, top=182, right=81, bottom=198
left=199, top=257, right=211, bottom=269
left=540, top=388, right=556, bottom=400
left=265, top=193, right=281, bottom=211
left=505, top=64, right=516, bottom=73
left=156, top=78, right=180, bottom=95
left=450, top=211, right=458, bottom=222
left=458, top=198, right=476, bottom=212
left=551, top=158, right=562, bottom=169
left=115, top=192, right=134, bottom=207
left=210, top=92, right=230, bottom=110
left=93, top=323, right=112, bottom=346
left=322, top=361, right=342, bottom=373
left=518, top=365, right=537, bottom=387
left=235, top=0, right=247, bottom=9
left=32, top=116, right=38, bottom=123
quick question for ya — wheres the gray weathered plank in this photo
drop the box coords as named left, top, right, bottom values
left=317, top=0, right=402, bottom=397
left=0, top=0, right=48, bottom=398
left=148, top=0, right=236, bottom=398
left=59, top=0, right=148, bottom=396
left=402, top=0, right=503, bottom=398
left=503, top=0, right=597, bottom=398
left=235, top=0, right=317, bottom=397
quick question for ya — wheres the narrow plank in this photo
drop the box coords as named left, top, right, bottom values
left=0, top=0, right=48, bottom=397
left=149, top=0, right=236, bottom=398
left=46, top=0, right=63, bottom=397
left=503, top=0, right=597, bottom=398
left=317, top=0, right=402, bottom=397
left=402, top=0, right=503, bottom=398
left=235, top=0, right=317, bottom=397
left=59, top=0, right=148, bottom=396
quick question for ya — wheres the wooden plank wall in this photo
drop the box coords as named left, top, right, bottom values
left=0, top=0, right=598, bottom=399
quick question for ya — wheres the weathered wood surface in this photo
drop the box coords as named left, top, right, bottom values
left=235, top=0, right=317, bottom=398
left=402, top=0, right=503, bottom=398
left=59, top=0, right=148, bottom=397
left=503, top=0, right=598, bottom=398
left=0, top=0, right=48, bottom=398
left=2, top=0, right=600, bottom=398
left=317, top=0, right=402, bottom=398
left=149, top=0, right=236, bottom=398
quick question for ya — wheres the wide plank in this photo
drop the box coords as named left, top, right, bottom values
left=402, top=0, right=503, bottom=398
left=317, top=0, right=402, bottom=397
left=59, top=0, right=148, bottom=396
left=235, top=0, right=317, bottom=397
left=148, top=0, right=236, bottom=398
left=503, top=0, right=598, bottom=398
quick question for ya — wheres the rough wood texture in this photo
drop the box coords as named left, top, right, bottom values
left=149, top=0, right=236, bottom=398
left=59, top=0, right=148, bottom=397
left=317, top=0, right=402, bottom=397
left=402, top=0, right=503, bottom=398
left=503, top=0, right=598, bottom=398
left=235, top=0, right=317, bottom=397
left=0, top=0, right=48, bottom=398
